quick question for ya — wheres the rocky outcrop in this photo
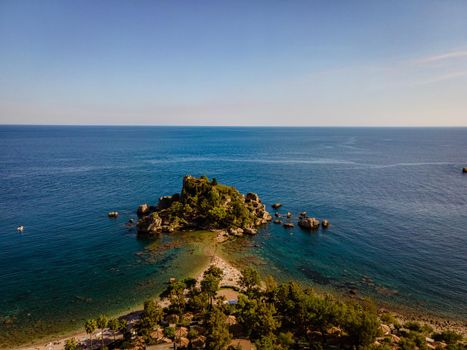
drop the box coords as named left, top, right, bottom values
left=298, top=216, right=320, bottom=229
left=136, top=176, right=270, bottom=235
left=137, top=204, right=150, bottom=216
left=136, top=212, right=163, bottom=234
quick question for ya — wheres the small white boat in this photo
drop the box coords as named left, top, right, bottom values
left=17, top=225, right=24, bottom=233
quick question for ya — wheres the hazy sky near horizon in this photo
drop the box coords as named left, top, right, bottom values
left=1, top=0, right=467, bottom=126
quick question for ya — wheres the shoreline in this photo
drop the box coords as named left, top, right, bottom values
left=11, top=241, right=466, bottom=349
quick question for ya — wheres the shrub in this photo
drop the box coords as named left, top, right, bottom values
left=432, top=330, right=463, bottom=344
left=164, top=326, right=176, bottom=339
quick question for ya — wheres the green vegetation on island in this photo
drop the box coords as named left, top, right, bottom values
left=136, top=175, right=272, bottom=235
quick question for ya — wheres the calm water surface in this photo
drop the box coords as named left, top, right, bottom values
left=0, top=126, right=466, bottom=346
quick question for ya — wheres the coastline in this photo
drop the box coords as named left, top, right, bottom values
left=11, top=239, right=466, bottom=349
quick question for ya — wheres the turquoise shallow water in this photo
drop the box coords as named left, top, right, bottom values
left=0, top=126, right=466, bottom=346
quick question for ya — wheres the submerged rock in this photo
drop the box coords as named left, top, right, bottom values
left=283, top=222, right=294, bottom=228
left=273, top=219, right=281, bottom=224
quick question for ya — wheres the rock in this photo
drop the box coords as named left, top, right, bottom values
left=322, top=219, right=329, bottom=228
left=381, top=324, right=391, bottom=335
left=137, top=212, right=162, bottom=234
left=137, top=204, right=149, bottom=216
left=390, top=334, right=400, bottom=343
left=463, top=167, right=467, bottom=173
left=273, top=219, right=281, bottom=224
left=128, top=218, right=134, bottom=224
left=274, top=212, right=281, bottom=217
left=286, top=212, right=292, bottom=218
left=228, top=228, right=243, bottom=237
left=244, top=228, right=257, bottom=235
left=272, top=203, right=282, bottom=209
left=158, top=195, right=175, bottom=210
left=108, top=211, right=119, bottom=218
left=299, top=211, right=307, bottom=217
left=283, top=222, right=294, bottom=228
left=245, top=192, right=260, bottom=202
left=298, top=217, right=320, bottom=229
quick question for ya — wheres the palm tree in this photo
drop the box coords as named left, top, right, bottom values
left=96, top=314, right=108, bottom=348
left=84, top=319, right=97, bottom=349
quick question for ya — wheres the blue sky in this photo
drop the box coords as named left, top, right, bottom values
left=1, top=0, right=467, bottom=126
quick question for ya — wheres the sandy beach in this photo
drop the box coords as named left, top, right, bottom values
left=14, top=253, right=241, bottom=350
left=12, top=250, right=467, bottom=349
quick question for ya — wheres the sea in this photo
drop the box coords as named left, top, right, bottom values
left=0, top=126, right=466, bottom=347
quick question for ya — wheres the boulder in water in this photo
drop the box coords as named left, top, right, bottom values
left=272, top=203, right=282, bottom=209
left=244, top=228, right=258, bottom=235
left=298, top=217, right=320, bottom=229
left=463, top=167, right=467, bottom=173
left=137, top=204, right=149, bottom=216
left=283, top=222, right=294, bottom=228
left=322, top=219, right=330, bottom=228
left=108, top=211, right=119, bottom=218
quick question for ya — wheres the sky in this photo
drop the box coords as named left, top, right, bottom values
left=1, top=0, right=467, bottom=126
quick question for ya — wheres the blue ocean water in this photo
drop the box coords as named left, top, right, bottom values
left=0, top=126, right=466, bottom=345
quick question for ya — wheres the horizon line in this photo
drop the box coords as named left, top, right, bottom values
left=1, top=123, right=467, bottom=128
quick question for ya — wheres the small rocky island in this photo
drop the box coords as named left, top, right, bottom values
left=136, top=175, right=272, bottom=235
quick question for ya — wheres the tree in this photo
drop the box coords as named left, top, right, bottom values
left=239, top=267, right=260, bottom=297
left=168, top=281, right=187, bottom=317
left=204, top=265, right=223, bottom=279
left=305, top=294, right=342, bottom=346
left=236, top=295, right=280, bottom=340
left=108, top=318, right=120, bottom=343
left=139, top=299, right=163, bottom=337
left=205, top=307, right=231, bottom=350
left=84, top=319, right=97, bottom=349
left=96, top=314, right=109, bottom=348
left=201, top=273, right=221, bottom=307
left=341, top=302, right=380, bottom=349
left=64, top=338, right=79, bottom=350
